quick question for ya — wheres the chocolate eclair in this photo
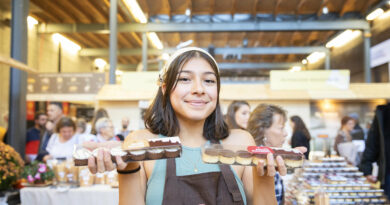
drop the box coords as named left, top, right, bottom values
left=202, top=148, right=219, bottom=163
left=235, top=150, right=253, bottom=165
left=219, top=149, right=236, bottom=164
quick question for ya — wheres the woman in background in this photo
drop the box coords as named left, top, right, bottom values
left=334, top=116, right=356, bottom=164
left=290, top=115, right=311, bottom=159
left=226, top=100, right=250, bottom=129
left=90, top=108, right=109, bottom=135
left=43, top=117, right=79, bottom=162
left=247, top=104, right=288, bottom=205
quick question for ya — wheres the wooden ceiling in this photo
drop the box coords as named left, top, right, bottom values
left=6, top=0, right=382, bottom=70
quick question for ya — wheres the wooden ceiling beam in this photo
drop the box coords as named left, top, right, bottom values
left=231, top=0, right=237, bottom=16
left=30, top=0, right=75, bottom=23
left=340, top=0, right=358, bottom=16
left=57, top=0, right=92, bottom=23
left=73, top=0, right=107, bottom=23
left=209, top=0, right=215, bottom=16
left=252, top=0, right=259, bottom=17
left=45, top=0, right=77, bottom=23
left=274, top=0, right=282, bottom=17
left=167, top=0, right=172, bottom=18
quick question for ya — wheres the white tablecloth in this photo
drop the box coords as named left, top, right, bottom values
left=20, top=185, right=118, bottom=205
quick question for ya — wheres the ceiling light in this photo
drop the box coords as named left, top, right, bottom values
left=52, top=33, right=81, bottom=53
left=307, top=52, right=326, bottom=64
left=161, top=53, right=170, bottom=60
left=176, top=40, right=193, bottom=49
left=302, top=59, right=308, bottom=64
left=326, top=30, right=362, bottom=48
left=123, top=0, right=163, bottom=49
left=366, top=8, right=384, bottom=21
left=115, top=70, right=123, bottom=75
left=94, top=58, right=107, bottom=71
left=147, top=32, right=163, bottom=49
left=123, top=0, right=147, bottom=23
left=185, top=8, right=191, bottom=16
left=290, top=66, right=302, bottom=72
left=322, top=7, right=329, bottom=14
left=27, top=16, right=38, bottom=28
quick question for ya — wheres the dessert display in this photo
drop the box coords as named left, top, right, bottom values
left=73, top=137, right=182, bottom=166
left=201, top=144, right=304, bottom=168
left=284, top=157, right=389, bottom=204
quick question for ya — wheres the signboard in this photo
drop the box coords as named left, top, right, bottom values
left=27, top=73, right=105, bottom=94
left=270, top=70, right=350, bottom=90
left=371, top=38, right=390, bottom=68
left=121, top=71, right=159, bottom=93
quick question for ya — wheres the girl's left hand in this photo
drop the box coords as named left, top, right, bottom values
left=256, top=146, right=307, bottom=177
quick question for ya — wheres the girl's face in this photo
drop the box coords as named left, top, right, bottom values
left=263, top=113, right=287, bottom=148
left=344, top=119, right=355, bottom=132
left=59, top=126, right=74, bottom=141
left=169, top=57, right=218, bottom=123
left=235, top=104, right=250, bottom=129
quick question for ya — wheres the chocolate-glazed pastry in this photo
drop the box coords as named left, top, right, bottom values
left=219, top=149, right=236, bottom=164
left=202, top=148, right=219, bottom=163
left=111, top=147, right=129, bottom=163
left=147, top=148, right=165, bottom=160
left=73, top=148, right=92, bottom=166
left=165, top=147, right=181, bottom=158
left=235, top=150, right=253, bottom=165
left=148, top=137, right=180, bottom=147
left=129, top=150, right=146, bottom=161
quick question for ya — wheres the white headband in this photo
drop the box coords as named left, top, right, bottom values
left=158, top=47, right=219, bottom=86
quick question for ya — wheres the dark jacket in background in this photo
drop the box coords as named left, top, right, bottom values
left=36, top=130, right=52, bottom=161
left=291, top=130, right=310, bottom=159
left=359, top=103, right=390, bottom=188
left=351, top=124, right=365, bottom=140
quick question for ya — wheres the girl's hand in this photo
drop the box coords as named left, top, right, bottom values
left=83, top=141, right=130, bottom=174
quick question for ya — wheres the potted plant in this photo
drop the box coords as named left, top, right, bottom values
left=0, top=141, right=24, bottom=204
left=21, top=161, right=55, bottom=186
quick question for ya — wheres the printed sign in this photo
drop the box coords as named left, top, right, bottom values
left=247, top=146, right=274, bottom=154
left=270, top=70, right=350, bottom=90
left=27, top=73, right=105, bottom=94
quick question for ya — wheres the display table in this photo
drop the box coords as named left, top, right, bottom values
left=20, top=185, right=118, bottom=205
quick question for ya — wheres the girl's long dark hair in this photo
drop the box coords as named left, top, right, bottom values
left=144, top=50, right=229, bottom=141
left=290, top=115, right=311, bottom=140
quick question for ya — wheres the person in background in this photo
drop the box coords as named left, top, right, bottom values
left=75, top=118, right=96, bottom=143
left=95, top=117, right=120, bottom=142
left=43, top=117, right=79, bottom=162
left=349, top=113, right=365, bottom=140
left=116, top=117, right=131, bottom=140
left=36, top=102, right=64, bottom=161
left=25, top=111, right=47, bottom=163
left=334, top=116, right=355, bottom=155
left=290, top=115, right=311, bottom=159
left=359, top=103, right=390, bottom=197
left=90, top=108, right=109, bottom=135
left=247, top=104, right=288, bottom=205
left=226, top=100, right=251, bottom=129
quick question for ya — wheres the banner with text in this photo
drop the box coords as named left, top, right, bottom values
left=270, top=70, right=350, bottom=90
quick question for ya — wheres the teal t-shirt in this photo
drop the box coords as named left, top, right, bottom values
left=145, top=140, right=247, bottom=205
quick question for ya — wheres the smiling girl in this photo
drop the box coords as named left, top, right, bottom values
left=88, top=47, right=295, bottom=205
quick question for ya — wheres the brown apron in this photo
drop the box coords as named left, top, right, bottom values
left=162, top=158, right=244, bottom=205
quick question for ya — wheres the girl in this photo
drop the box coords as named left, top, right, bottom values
left=88, top=47, right=300, bottom=205
left=226, top=101, right=251, bottom=130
